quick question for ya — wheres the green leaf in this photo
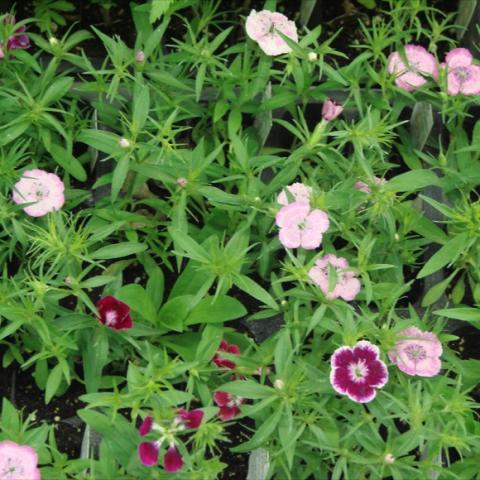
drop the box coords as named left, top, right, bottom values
left=169, top=228, right=209, bottom=263
left=132, top=83, right=150, bottom=131
left=91, top=242, right=147, bottom=260
left=417, top=233, right=469, bottom=279
left=434, top=308, right=480, bottom=324
left=111, top=155, right=130, bottom=202
left=186, top=295, right=246, bottom=325
left=116, top=284, right=157, bottom=323
left=421, top=272, right=456, bottom=307
left=40, top=77, right=74, bottom=106
left=1, top=398, right=20, bottom=434
left=48, top=142, right=87, bottom=181
left=45, top=364, right=63, bottom=404
left=234, top=274, right=278, bottom=310
left=219, top=380, right=274, bottom=399
left=77, top=129, right=120, bottom=155
left=386, top=170, right=439, bottom=192
left=83, top=329, right=109, bottom=394
left=158, top=295, right=194, bottom=331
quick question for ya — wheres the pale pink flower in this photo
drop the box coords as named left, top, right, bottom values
left=321, top=99, right=343, bottom=121
left=245, top=10, right=298, bottom=56
left=354, top=176, right=386, bottom=193
left=277, top=182, right=312, bottom=206
left=12, top=169, right=65, bottom=217
left=276, top=201, right=329, bottom=250
left=309, top=254, right=361, bottom=301
left=388, top=326, right=442, bottom=377
left=442, top=48, right=480, bottom=96
left=388, top=44, right=438, bottom=91
left=0, top=440, right=41, bottom=480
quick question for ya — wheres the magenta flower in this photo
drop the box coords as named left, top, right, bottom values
left=213, top=391, right=244, bottom=421
left=388, top=44, right=438, bottom=91
left=330, top=341, right=389, bottom=403
left=164, top=445, right=183, bottom=473
left=0, top=441, right=40, bottom=480
left=138, top=441, right=160, bottom=467
left=442, top=48, right=480, bottom=96
left=277, top=183, right=312, bottom=206
left=139, top=416, right=154, bottom=436
left=12, top=169, right=65, bottom=217
left=276, top=201, right=329, bottom=250
left=7, top=24, right=30, bottom=51
left=321, top=99, right=344, bottom=121
left=354, top=176, right=386, bottom=194
left=309, top=254, right=361, bottom=301
left=388, top=326, right=442, bottom=377
left=176, top=408, right=204, bottom=429
left=245, top=10, right=298, bottom=56
left=96, top=296, right=133, bottom=330
left=213, top=340, right=240, bottom=369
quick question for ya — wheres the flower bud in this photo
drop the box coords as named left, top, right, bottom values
left=308, top=52, right=318, bottom=62
left=119, top=138, right=130, bottom=149
left=176, top=177, right=188, bottom=187
left=274, top=379, right=285, bottom=390
left=384, top=453, right=395, bottom=464
left=135, top=50, right=145, bottom=62
left=321, top=98, right=344, bottom=121
left=49, top=37, right=58, bottom=46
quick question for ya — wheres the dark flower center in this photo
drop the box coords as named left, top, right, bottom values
left=454, top=66, right=470, bottom=82
left=404, top=343, right=427, bottom=361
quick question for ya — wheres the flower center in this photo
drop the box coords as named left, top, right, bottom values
left=349, top=360, right=368, bottom=382
left=1, top=459, right=24, bottom=479
left=105, top=310, right=118, bottom=326
left=404, top=343, right=427, bottom=361
left=454, top=66, right=470, bottom=82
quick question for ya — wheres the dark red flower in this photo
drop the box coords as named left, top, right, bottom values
left=213, top=340, right=240, bottom=369
left=138, top=441, right=159, bottom=466
left=7, top=24, right=30, bottom=50
left=164, top=445, right=183, bottom=473
left=96, top=296, right=133, bottom=330
left=176, top=408, right=204, bottom=429
left=139, top=416, right=153, bottom=436
left=213, top=391, right=244, bottom=421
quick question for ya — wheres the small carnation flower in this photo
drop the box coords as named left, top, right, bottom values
left=309, top=254, right=361, bottom=301
left=176, top=408, right=204, bottom=429
left=213, top=391, right=244, bottom=421
left=388, top=326, right=442, bottom=377
left=387, top=44, right=438, bottom=91
left=354, top=176, right=386, bottom=193
left=5, top=20, right=30, bottom=51
left=213, top=340, right=240, bottom=369
left=321, top=98, right=344, bottom=121
left=330, top=341, right=389, bottom=403
left=276, top=201, right=329, bottom=250
left=442, top=48, right=480, bottom=96
left=96, top=296, right=133, bottom=330
left=277, top=182, right=312, bottom=206
left=0, top=440, right=40, bottom=480
left=12, top=169, right=65, bottom=217
left=245, top=9, right=298, bottom=56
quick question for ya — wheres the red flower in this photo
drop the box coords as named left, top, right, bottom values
left=213, top=391, right=244, bottom=421
left=176, top=408, right=204, bottom=429
left=96, top=296, right=133, bottom=330
left=213, top=340, right=240, bottom=369
left=164, top=445, right=183, bottom=473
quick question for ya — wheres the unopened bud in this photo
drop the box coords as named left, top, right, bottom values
left=394, top=233, right=400, bottom=241
left=176, top=177, right=188, bottom=187
left=135, top=50, right=145, bottom=62
left=384, top=453, right=395, bottom=464
left=308, top=52, right=318, bottom=62
left=119, top=138, right=130, bottom=149
left=65, top=276, right=74, bottom=286
left=274, top=379, right=285, bottom=390
left=49, top=37, right=58, bottom=46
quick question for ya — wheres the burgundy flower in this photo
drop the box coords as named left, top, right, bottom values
left=138, top=441, right=159, bottom=466
left=96, top=295, right=133, bottom=330
left=213, top=391, right=244, bottom=421
left=164, top=445, right=183, bottom=473
left=7, top=24, right=30, bottom=50
left=330, top=341, right=388, bottom=403
left=176, top=408, right=204, bottom=429
left=213, top=340, right=240, bottom=369
left=139, top=416, right=153, bottom=436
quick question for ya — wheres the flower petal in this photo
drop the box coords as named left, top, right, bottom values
left=138, top=442, right=159, bottom=466
left=164, top=446, right=183, bottom=473
left=139, top=416, right=153, bottom=436
left=445, top=48, right=473, bottom=68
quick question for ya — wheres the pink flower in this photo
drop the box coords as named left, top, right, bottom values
left=442, top=48, right=480, bottom=96
left=321, top=99, right=344, bottom=121
left=213, top=391, right=244, bottom=421
left=276, top=201, right=329, bottom=250
left=388, top=326, right=442, bottom=377
left=0, top=45, right=4, bottom=59
left=388, top=44, right=438, bottom=91
left=330, top=341, right=389, bottom=403
left=176, top=408, right=204, bottom=429
left=309, top=254, right=361, bottom=301
left=354, top=176, right=386, bottom=193
left=213, top=340, right=240, bottom=369
left=245, top=10, right=298, bottom=56
left=277, top=183, right=312, bottom=206
left=138, top=441, right=160, bottom=466
left=12, top=169, right=65, bottom=217
left=164, top=445, right=183, bottom=473
left=96, top=296, right=133, bottom=330
left=0, top=440, right=40, bottom=480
